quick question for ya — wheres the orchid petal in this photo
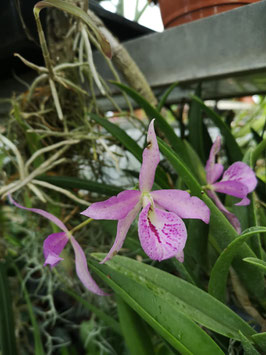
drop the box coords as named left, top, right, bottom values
left=100, top=201, right=142, bottom=264
left=81, top=190, right=141, bottom=220
left=208, top=163, right=224, bottom=184
left=220, top=162, right=257, bottom=193
left=44, top=254, right=64, bottom=266
left=207, top=190, right=241, bottom=233
left=70, top=236, right=107, bottom=296
left=212, top=181, right=248, bottom=199
left=9, top=195, right=68, bottom=233
left=205, top=136, right=224, bottom=184
left=43, top=232, right=69, bottom=267
left=139, top=119, right=160, bottom=193
left=235, top=197, right=250, bottom=206
left=138, top=203, right=187, bottom=262
left=151, top=190, right=210, bottom=224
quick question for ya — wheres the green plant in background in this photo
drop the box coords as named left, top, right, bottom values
left=0, top=0, right=266, bottom=354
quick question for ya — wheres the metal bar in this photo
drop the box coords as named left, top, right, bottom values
left=94, top=1, right=266, bottom=109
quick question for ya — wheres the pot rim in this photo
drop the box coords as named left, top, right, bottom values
left=159, top=0, right=259, bottom=27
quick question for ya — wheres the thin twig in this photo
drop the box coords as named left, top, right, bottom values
left=25, top=139, right=80, bottom=170
left=14, top=53, right=48, bottom=73
left=28, top=183, right=47, bottom=202
left=0, top=134, right=25, bottom=179
left=32, top=179, right=90, bottom=206
left=49, top=78, right=64, bottom=122
left=81, top=26, right=105, bottom=95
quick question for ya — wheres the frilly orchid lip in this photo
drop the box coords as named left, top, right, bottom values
left=9, top=195, right=107, bottom=296
left=205, top=136, right=257, bottom=233
left=82, top=119, right=210, bottom=263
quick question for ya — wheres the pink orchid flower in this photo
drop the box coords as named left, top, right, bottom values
left=9, top=195, right=106, bottom=296
left=205, top=136, right=257, bottom=233
left=81, top=119, right=210, bottom=263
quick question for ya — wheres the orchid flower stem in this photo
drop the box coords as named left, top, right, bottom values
left=70, top=218, right=93, bottom=234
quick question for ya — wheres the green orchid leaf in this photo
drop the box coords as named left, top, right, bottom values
left=188, top=85, right=206, bottom=163
left=243, top=257, right=266, bottom=272
left=117, top=296, right=154, bottom=355
left=0, top=262, right=17, bottom=355
left=90, top=255, right=256, bottom=340
left=89, top=256, right=226, bottom=355
left=184, top=219, right=209, bottom=283
left=111, top=82, right=189, bottom=157
left=231, top=149, right=263, bottom=258
left=208, top=226, right=266, bottom=303
left=157, top=82, right=179, bottom=112
left=90, top=113, right=169, bottom=188
left=239, top=331, right=260, bottom=355
left=158, top=138, right=265, bottom=303
left=171, top=258, right=197, bottom=286
left=183, top=140, right=207, bottom=184
left=37, top=175, right=123, bottom=196
left=90, top=113, right=143, bottom=161
left=64, top=288, right=121, bottom=335
left=111, top=82, right=210, bottom=181
left=191, top=95, right=242, bottom=162
left=252, top=138, right=266, bottom=166
left=252, top=333, right=266, bottom=353
left=14, top=264, right=45, bottom=355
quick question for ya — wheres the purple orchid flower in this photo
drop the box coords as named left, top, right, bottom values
left=9, top=195, right=106, bottom=296
left=81, top=119, right=210, bottom=263
left=205, top=136, right=257, bottom=233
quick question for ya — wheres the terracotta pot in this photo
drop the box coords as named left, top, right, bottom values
left=158, top=0, right=261, bottom=28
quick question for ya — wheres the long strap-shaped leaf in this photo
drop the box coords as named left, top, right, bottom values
left=208, top=226, right=266, bottom=304
left=157, top=81, right=179, bottom=112
left=90, top=113, right=169, bottom=188
left=158, top=138, right=265, bottom=304
left=94, top=255, right=256, bottom=339
left=252, top=137, right=266, bottom=166
left=111, top=82, right=188, bottom=156
left=64, top=288, right=122, bottom=335
left=188, top=85, right=208, bottom=163
left=111, top=83, right=208, bottom=182
left=91, top=113, right=143, bottom=160
left=239, top=331, right=261, bottom=355
left=0, top=262, right=17, bottom=355
left=243, top=257, right=266, bottom=272
left=37, top=176, right=124, bottom=196
left=251, top=333, right=266, bottom=353
left=88, top=256, right=224, bottom=355
left=116, top=296, right=154, bottom=355
left=14, top=264, right=45, bottom=355
left=191, top=95, right=243, bottom=162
